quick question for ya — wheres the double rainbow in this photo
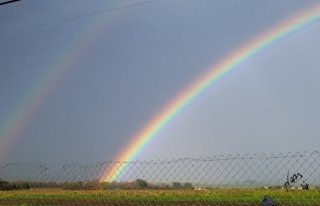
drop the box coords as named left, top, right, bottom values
left=0, top=2, right=319, bottom=181
left=102, top=3, right=320, bottom=182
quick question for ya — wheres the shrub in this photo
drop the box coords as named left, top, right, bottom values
left=172, top=182, right=182, bottom=189
left=135, top=179, right=148, bottom=189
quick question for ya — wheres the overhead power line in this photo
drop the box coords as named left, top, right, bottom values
left=1, top=0, right=320, bottom=40
left=0, top=0, right=160, bottom=37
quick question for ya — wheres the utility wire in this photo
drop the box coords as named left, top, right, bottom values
left=1, top=4, right=320, bottom=43
left=1, top=0, right=320, bottom=39
left=0, top=0, right=160, bottom=37
left=2, top=16, right=320, bottom=70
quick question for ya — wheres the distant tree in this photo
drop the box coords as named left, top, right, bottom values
left=172, top=182, right=182, bottom=189
left=0, top=179, right=10, bottom=190
left=0, top=179, right=30, bottom=191
left=135, top=179, right=148, bottom=189
left=15, top=182, right=30, bottom=190
left=0, top=179, right=6, bottom=185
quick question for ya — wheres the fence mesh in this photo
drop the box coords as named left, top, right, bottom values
left=0, top=151, right=320, bottom=205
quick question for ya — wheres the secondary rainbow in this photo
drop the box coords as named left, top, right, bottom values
left=0, top=1, right=120, bottom=160
left=102, top=3, right=320, bottom=182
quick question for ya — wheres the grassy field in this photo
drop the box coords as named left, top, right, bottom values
left=0, top=188, right=319, bottom=205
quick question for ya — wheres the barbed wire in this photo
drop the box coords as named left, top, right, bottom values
left=0, top=150, right=319, bottom=205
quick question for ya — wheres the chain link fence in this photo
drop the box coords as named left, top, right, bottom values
left=0, top=151, right=320, bottom=205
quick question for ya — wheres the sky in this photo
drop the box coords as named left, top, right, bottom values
left=0, top=0, right=320, bottom=164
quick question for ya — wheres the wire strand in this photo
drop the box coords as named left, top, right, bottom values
left=0, top=0, right=161, bottom=37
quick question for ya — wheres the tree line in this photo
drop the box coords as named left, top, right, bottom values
left=0, top=178, right=193, bottom=191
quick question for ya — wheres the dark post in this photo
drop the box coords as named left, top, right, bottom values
left=0, top=0, right=21, bottom=6
left=261, top=196, right=277, bottom=206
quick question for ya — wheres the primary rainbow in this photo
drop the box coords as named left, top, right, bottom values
left=102, top=3, right=320, bottom=182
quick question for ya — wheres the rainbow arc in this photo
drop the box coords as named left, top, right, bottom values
left=102, top=3, right=320, bottom=182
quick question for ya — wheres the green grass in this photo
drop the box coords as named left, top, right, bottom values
left=0, top=188, right=320, bottom=205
